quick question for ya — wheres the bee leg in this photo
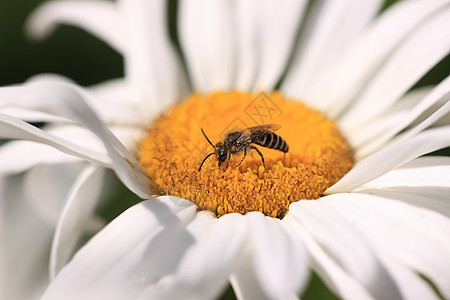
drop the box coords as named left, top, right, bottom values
left=236, top=147, right=247, bottom=167
left=223, top=153, right=231, bottom=168
left=250, top=145, right=267, bottom=171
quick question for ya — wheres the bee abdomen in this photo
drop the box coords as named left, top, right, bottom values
left=255, top=133, right=289, bottom=153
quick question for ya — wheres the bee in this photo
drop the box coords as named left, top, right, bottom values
left=198, top=124, right=289, bottom=171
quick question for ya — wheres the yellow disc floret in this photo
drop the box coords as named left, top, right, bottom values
left=140, top=91, right=354, bottom=218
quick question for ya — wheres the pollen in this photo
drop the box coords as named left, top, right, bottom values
left=139, top=91, right=354, bottom=218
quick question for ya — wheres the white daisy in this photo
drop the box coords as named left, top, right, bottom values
left=1, top=0, right=450, bottom=299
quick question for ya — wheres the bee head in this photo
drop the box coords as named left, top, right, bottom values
left=215, top=142, right=227, bottom=163
left=198, top=128, right=228, bottom=171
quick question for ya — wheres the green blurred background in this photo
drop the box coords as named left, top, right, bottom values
left=0, top=0, right=448, bottom=299
left=0, top=0, right=123, bottom=86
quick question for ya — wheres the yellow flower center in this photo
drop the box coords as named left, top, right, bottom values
left=140, top=91, right=354, bottom=218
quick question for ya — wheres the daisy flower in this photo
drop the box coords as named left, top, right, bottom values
left=1, top=0, right=450, bottom=299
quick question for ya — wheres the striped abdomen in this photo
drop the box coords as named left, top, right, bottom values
left=254, top=132, right=289, bottom=153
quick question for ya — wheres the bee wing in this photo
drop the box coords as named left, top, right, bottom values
left=233, top=129, right=252, bottom=145
left=249, top=124, right=281, bottom=132
left=246, top=124, right=281, bottom=133
left=243, top=124, right=280, bottom=142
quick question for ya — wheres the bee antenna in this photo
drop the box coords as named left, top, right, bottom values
left=198, top=152, right=215, bottom=171
left=201, top=128, right=215, bottom=148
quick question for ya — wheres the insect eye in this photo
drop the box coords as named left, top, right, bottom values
left=218, top=149, right=227, bottom=162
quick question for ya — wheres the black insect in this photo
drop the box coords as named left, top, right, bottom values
left=198, top=124, right=289, bottom=171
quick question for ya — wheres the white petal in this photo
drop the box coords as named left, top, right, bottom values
left=230, top=257, right=274, bottom=300
left=360, top=188, right=450, bottom=221
left=42, top=197, right=197, bottom=300
left=411, top=94, right=450, bottom=128
left=375, top=252, right=440, bottom=300
left=355, top=76, right=450, bottom=158
left=0, top=174, right=52, bottom=300
left=87, top=79, right=148, bottom=126
left=327, top=126, right=450, bottom=194
left=283, top=213, right=374, bottom=300
left=0, top=141, right=79, bottom=176
left=141, top=213, right=247, bottom=300
left=0, top=82, right=154, bottom=198
left=362, top=156, right=450, bottom=190
left=120, top=0, right=189, bottom=109
left=16, top=74, right=76, bottom=119
left=356, top=156, right=450, bottom=217
left=179, top=0, right=235, bottom=93
left=0, top=107, right=69, bottom=123
left=109, top=125, right=146, bottom=156
left=26, top=0, right=127, bottom=53
left=282, top=0, right=382, bottom=102
left=0, top=113, right=110, bottom=167
left=393, top=93, right=450, bottom=144
left=26, top=74, right=147, bottom=126
left=308, top=0, right=450, bottom=115
left=251, top=0, right=308, bottom=90
left=50, top=165, right=105, bottom=279
left=323, top=193, right=450, bottom=299
left=349, top=86, right=431, bottom=150
left=233, top=0, right=306, bottom=91
left=340, top=6, right=450, bottom=131
left=245, top=212, right=309, bottom=298
left=26, top=73, right=76, bottom=85
left=232, top=0, right=261, bottom=91
left=47, top=123, right=107, bottom=156
left=24, top=163, right=85, bottom=225
left=290, top=201, right=401, bottom=299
